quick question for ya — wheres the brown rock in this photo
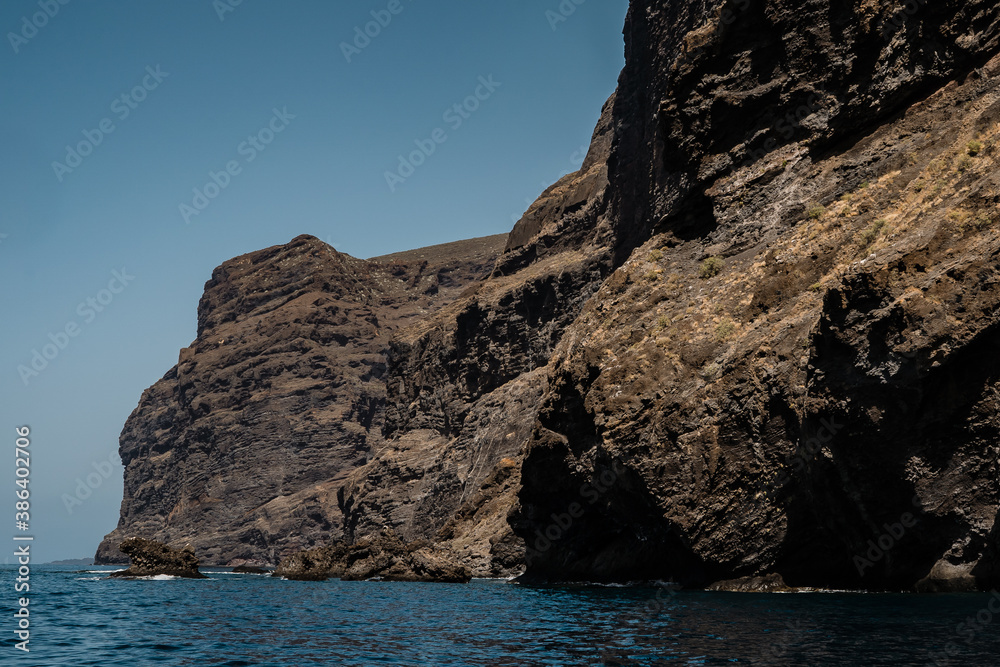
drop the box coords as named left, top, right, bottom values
left=99, top=0, right=1000, bottom=594
left=707, top=574, right=793, bottom=593
left=110, top=538, right=205, bottom=579
left=512, top=0, right=1000, bottom=590
left=95, top=234, right=507, bottom=566
left=274, top=530, right=470, bottom=583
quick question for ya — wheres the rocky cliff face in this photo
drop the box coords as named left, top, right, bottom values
left=102, top=0, right=1000, bottom=591
left=511, top=0, right=1000, bottom=590
left=336, top=96, right=617, bottom=577
left=96, top=234, right=506, bottom=564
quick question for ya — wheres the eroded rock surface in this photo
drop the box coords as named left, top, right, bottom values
left=511, top=1, right=1000, bottom=591
left=101, top=0, right=1000, bottom=592
left=274, top=530, right=470, bottom=583
left=96, top=234, right=506, bottom=565
left=109, top=537, right=205, bottom=579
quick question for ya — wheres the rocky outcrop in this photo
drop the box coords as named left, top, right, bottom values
left=273, top=530, right=470, bottom=583
left=109, top=538, right=205, bottom=579
left=707, top=574, right=792, bottom=593
left=511, top=1, right=1000, bottom=590
left=101, top=0, right=1000, bottom=592
left=336, top=94, right=618, bottom=579
left=96, top=234, right=506, bottom=565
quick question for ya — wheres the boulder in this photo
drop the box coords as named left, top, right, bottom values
left=707, top=573, right=793, bottom=593
left=110, top=537, right=206, bottom=579
left=275, top=530, right=471, bottom=583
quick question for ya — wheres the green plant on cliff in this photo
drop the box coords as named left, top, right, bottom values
left=971, top=212, right=995, bottom=231
left=951, top=209, right=995, bottom=234
left=806, top=204, right=825, bottom=220
left=857, top=218, right=887, bottom=249
left=699, top=256, right=725, bottom=279
left=967, top=140, right=983, bottom=157
left=714, top=319, right=736, bottom=341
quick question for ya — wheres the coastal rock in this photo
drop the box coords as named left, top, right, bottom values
left=707, top=574, right=792, bottom=593
left=110, top=538, right=205, bottom=579
left=915, top=561, right=978, bottom=593
left=337, top=94, right=617, bottom=578
left=511, top=0, right=1000, bottom=590
left=101, top=0, right=1000, bottom=592
left=274, top=530, right=471, bottom=583
left=231, top=565, right=269, bottom=574
left=96, top=234, right=506, bottom=566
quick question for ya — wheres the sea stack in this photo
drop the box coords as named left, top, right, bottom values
left=110, top=538, right=206, bottom=579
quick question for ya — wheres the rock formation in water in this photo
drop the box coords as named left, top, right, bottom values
left=109, top=537, right=205, bottom=579
left=273, top=529, right=470, bottom=583
left=101, top=0, right=1000, bottom=591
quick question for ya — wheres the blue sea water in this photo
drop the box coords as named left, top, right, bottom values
left=4, top=565, right=1000, bottom=665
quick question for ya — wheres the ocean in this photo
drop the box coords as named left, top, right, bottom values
left=5, top=565, right=1000, bottom=665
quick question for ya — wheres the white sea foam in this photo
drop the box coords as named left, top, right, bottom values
left=84, top=568, right=127, bottom=574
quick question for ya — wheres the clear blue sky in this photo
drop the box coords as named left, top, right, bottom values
left=0, top=0, right=628, bottom=562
